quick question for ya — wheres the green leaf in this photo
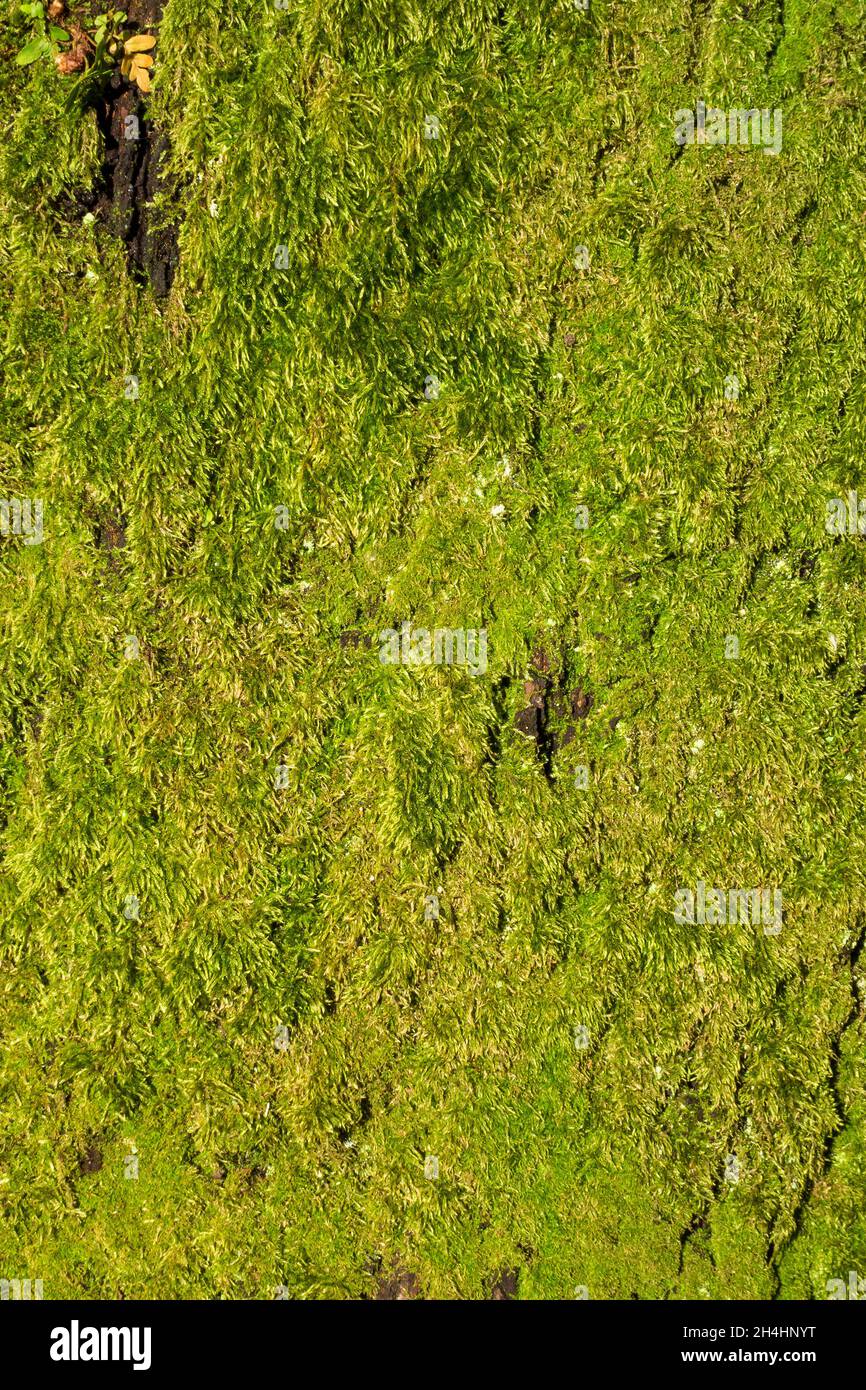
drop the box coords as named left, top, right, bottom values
left=16, top=36, right=49, bottom=65
left=49, top=26, right=69, bottom=41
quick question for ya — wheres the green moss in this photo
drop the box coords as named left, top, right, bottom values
left=0, top=0, right=864, bottom=1298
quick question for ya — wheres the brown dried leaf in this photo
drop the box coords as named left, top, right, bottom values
left=55, top=51, right=86, bottom=75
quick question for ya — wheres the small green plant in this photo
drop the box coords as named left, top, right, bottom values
left=15, top=1, right=69, bottom=67
left=13, top=6, right=155, bottom=93
left=90, top=12, right=159, bottom=93
left=90, top=8, right=128, bottom=68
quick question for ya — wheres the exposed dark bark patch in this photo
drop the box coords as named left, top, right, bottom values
left=485, top=673, right=511, bottom=773
left=514, top=648, right=553, bottom=774
left=90, top=72, right=179, bottom=296
left=78, top=1142, right=104, bottom=1175
left=79, top=491, right=130, bottom=573
left=515, top=648, right=595, bottom=780
left=55, top=3, right=180, bottom=295
left=368, top=1262, right=422, bottom=1300
left=677, top=1209, right=707, bottom=1275
left=487, top=1268, right=519, bottom=1299
left=336, top=1094, right=372, bottom=1145
left=772, top=919, right=866, bottom=1271
left=125, top=0, right=163, bottom=23
left=571, top=685, right=593, bottom=720
left=95, top=507, right=128, bottom=553
left=339, top=629, right=374, bottom=650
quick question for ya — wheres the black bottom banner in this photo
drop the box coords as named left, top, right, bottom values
left=2, top=1297, right=857, bottom=1377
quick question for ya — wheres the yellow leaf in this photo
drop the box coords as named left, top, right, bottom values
left=124, top=34, right=156, bottom=53
left=136, top=67, right=151, bottom=93
left=120, top=57, right=132, bottom=76
left=133, top=54, right=154, bottom=68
